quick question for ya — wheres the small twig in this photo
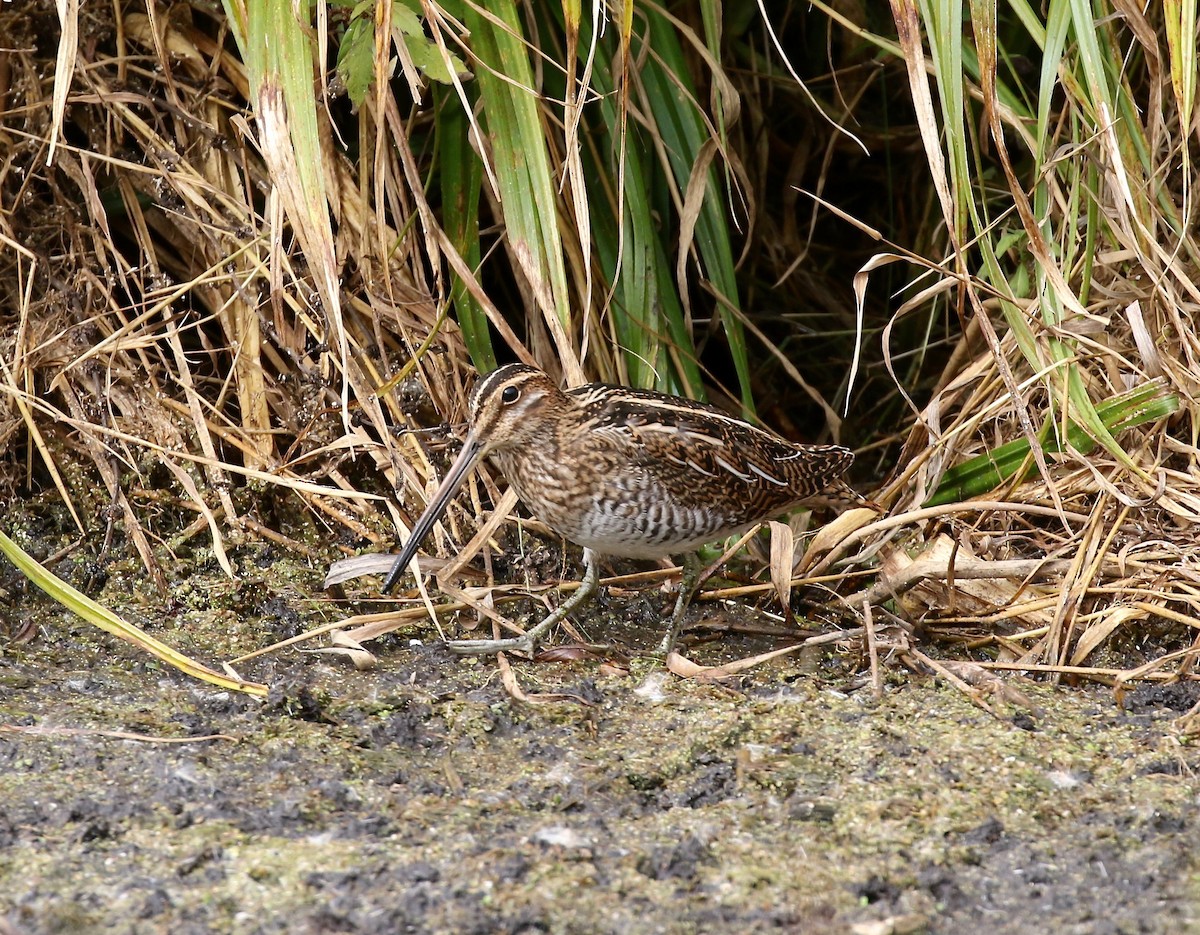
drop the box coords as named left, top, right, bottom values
left=902, top=647, right=997, bottom=716
left=863, top=599, right=882, bottom=700
left=240, top=515, right=330, bottom=561
left=847, top=557, right=1079, bottom=607
left=495, top=652, right=595, bottom=705
left=976, top=660, right=1200, bottom=682
left=1, top=725, right=237, bottom=743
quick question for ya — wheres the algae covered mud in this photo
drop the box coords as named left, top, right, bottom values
left=1, top=592, right=1197, bottom=934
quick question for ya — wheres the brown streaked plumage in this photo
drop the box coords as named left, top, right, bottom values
left=383, top=363, right=858, bottom=655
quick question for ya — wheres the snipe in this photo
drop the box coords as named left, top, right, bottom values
left=383, top=363, right=857, bottom=655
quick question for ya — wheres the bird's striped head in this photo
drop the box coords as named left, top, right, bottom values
left=381, top=363, right=561, bottom=593
left=467, top=363, right=566, bottom=454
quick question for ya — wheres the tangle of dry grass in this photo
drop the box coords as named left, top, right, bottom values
left=3, top=1, right=1200, bottom=710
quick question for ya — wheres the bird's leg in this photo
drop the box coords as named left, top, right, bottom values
left=656, top=552, right=704, bottom=655
left=446, top=548, right=602, bottom=656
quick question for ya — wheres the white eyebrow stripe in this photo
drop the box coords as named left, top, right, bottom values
left=749, top=462, right=789, bottom=486
left=714, top=456, right=753, bottom=481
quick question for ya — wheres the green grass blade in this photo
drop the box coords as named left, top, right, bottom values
left=438, top=91, right=494, bottom=372
left=640, top=7, right=749, bottom=408
left=223, top=0, right=340, bottom=322
left=0, top=530, right=268, bottom=697
left=925, top=380, right=1179, bottom=507
left=465, top=0, right=577, bottom=375
left=571, top=28, right=702, bottom=396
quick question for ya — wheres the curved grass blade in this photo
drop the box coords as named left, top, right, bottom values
left=0, top=531, right=268, bottom=697
left=580, top=48, right=702, bottom=396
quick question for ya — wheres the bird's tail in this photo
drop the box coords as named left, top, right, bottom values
left=812, top=478, right=883, bottom=513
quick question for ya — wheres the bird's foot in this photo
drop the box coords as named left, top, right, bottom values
left=445, top=551, right=603, bottom=658
left=653, top=559, right=699, bottom=656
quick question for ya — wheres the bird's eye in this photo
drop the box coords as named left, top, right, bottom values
left=501, top=385, right=520, bottom=404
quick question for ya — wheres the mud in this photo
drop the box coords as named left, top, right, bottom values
left=1, top=564, right=1198, bottom=935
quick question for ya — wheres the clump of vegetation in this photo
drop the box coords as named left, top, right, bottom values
left=0, top=1, right=1197, bottom=706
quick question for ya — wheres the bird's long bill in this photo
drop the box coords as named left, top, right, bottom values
left=380, top=434, right=484, bottom=594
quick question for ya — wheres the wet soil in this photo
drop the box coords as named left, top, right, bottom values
left=2, top=568, right=1199, bottom=935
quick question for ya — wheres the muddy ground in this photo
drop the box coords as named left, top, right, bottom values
left=1, top=556, right=1199, bottom=935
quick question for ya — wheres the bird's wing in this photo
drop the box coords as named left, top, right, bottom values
left=580, top=386, right=853, bottom=518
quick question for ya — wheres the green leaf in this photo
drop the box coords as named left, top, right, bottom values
left=402, top=31, right=467, bottom=86
left=336, top=15, right=376, bottom=107
left=466, top=0, right=575, bottom=365
left=639, top=8, right=748, bottom=408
